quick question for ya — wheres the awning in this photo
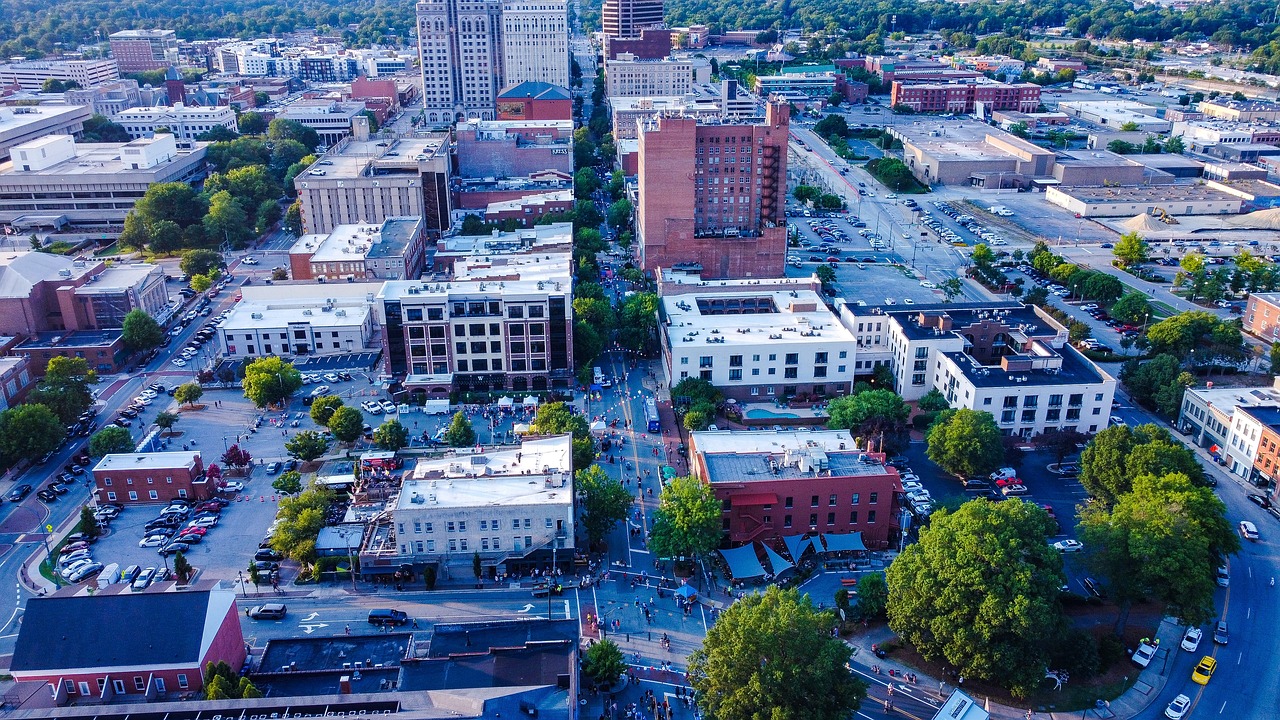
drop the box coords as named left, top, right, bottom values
left=513, top=423, right=530, bottom=434
left=719, top=544, right=766, bottom=579
left=762, top=544, right=794, bottom=575
left=522, top=395, right=539, bottom=407
left=782, top=534, right=819, bottom=562
left=821, top=532, right=867, bottom=553
left=498, top=397, right=514, bottom=407
left=732, top=493, right=778, bottom=506
left=590, top=420, right=607, bottom=433
left=674, top=584, right=697, bottom=599
left=661, top=465, right=677, bottom=479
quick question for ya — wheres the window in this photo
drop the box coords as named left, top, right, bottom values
left=784, top=368, right=798, bottom=379
left=134, top=677, right=145, bottom=691
left=1024, top=395, right=1039, bottom=408
left=827, top=512, right=836, bottom=526
left=448, top=539, right=457, bottom=551
left=912, top=373, right=925, bottom=385
left=811, top=495, right=819, bottom=507
left=815, top=352, right=828, bottom=364
left=850, top=511, right=859, bottom=523
left=177, top=674, right=188, bottom=689
left=784, top=514, right=792, bottom=528
left=809, top=513, right=818, bottom=527
left=459, top=539, right=468, bottom=551
left=784, top=496, right=793, bottom=508
left=699, top=356, right=713, bottom=368
left=785, top=353, right=798, bottom=365
left=1001, top=409, right=1015, bottom=423
left=915, top=347, right=928, bottom=358
left=447, top=521, right=455, bottom=532
left=1004, top=396, right=1018, bottom=408
left=113, top=680, right=126, bottom=694
left=729, top=369, right=742, bottom=381
left=869, top=492, right=878, bottom=504
left=829, top=494, right=838, bottom=506
left=1046, top=408, right=1061, bottom=422
left=1049, top=394, right=1063, bottom=407
left=729, top=355, right=743, bottom=366
left=1022, top=409, right=1037, bottom=423
left=867, top=510, right=877, bottom=523
left=458, top=521, right=466, bottom=532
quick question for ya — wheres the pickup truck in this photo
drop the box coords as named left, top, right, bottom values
left=531, top=582, right=563, bottom=598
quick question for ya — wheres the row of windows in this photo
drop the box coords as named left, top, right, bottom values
left=741, top=510, right=878, bottom=530
left=66, top=674, right=188, bottom=696
left=105, top=488, right=188, bottom=501
left=101, top=476, right=177, bottom=485
left=398, top=517, right=549, bottom=535
left=405, top=536, right=537, bottom=553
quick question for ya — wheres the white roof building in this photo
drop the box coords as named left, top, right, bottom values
left=218, top=283, right=383, bottom=360
left=0, top=104, right=92, bottom=161
left=114, top=103, right=237, bottom=141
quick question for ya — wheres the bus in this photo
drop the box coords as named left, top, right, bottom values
left=644, top=398, right=660, bottom=433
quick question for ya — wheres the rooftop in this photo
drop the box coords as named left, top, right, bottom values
left=305, top=135, right=450, bottom=180
left=661, top=284, right=853, bottom=348
left=0, top=252, right=96, bottom=298
left=1200, top=98, right=1280, bottom=112
left=497, top=82, right=572, bottom=101
left=380, top=254, right=572, bottom=301
left=291, top=217, right=422, bottom=263
left=894, top=120, right=1050, bottom=161
left=942, top=344, right=1109, bottom=388
left=1058, top=184, right=1239, bottom=203
left=398, top=436, right=572, bottom=511
left=1237, top=403, right=1280, bottom=430
left=871, top=302, right=1057, bottom=341
left=14, top=329, right=120, bottom=349
left=1185, top=381, right=1280, bottom=416
left=74, top=263, right=162, bottom=294
left=693, top=429, right=898, bottom=483
left=486, top=190, right=573, bottom=213
left=93, top=450, right=201, bottom=473
left=222, top=284, right=381, bottom=330
left=438, top=223, right=573, bottom=257
left=0, top=104, right=89, bottom=138
left=258, top=632, right=410, bottom=675
left=0, top=140, right=206, bottom=179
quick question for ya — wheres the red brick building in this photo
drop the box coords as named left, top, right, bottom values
left=92, top=450, right=212, bottom=504
left=636, top=101, right=789, bottom=278
left=497, top=82, right=573, bottom=121
left=604, top=28, right=675, bottom=60
left=1244, top=292, right=1280, bottom=342
left=890, top=80, right=1041, bottom=114
left=690, top=430, right=904, bottom=549
left=11, top=583, right=245, bottom=699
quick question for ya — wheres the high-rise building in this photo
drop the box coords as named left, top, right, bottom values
left=501, top=0, right=570, bottom=88
left=636, top=102, right=789, bottom=279
left=602, top=0, right=664, bottom=39
left=108, top=29, right=179, bottom=72
left=417, top=0, right=506, bottom=124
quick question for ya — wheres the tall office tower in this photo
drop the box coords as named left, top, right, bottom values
left=417, top=0, right=506, bottom=124
left=108, top=29, right=179, bottom=72
left=601, top=0, right=665, bottom=39
left=501, top=0, right=570, bottom=88
left=636, top=102, right=789, bottom=279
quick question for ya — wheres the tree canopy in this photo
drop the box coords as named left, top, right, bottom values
left=373, top=418, right=409, bottom=451
left=925, top=408, right=1004, bottom=479
left=826, top=389, right=910, bottom=453
left=443, top=411, right=476, bottom=447
left=89, top=425, right=134, bottom=457
left=530, top=402, right=595, bottom=470
left=28, top=356, right=95, bottom=423
left=689, top=585, right=866, bottom=720
left=309, top=395, right=344, bottom=426
left=121, top=309, right=165, bottom=352
left=285, top=430, right=331, bottom=462
left=241, top=356, right=303, bottom=408
left=0, top=403, right=64, bottom=463
left=649, top=476, right=722, bottom=561
left=1079, top=423, right=1206, bottom=505
left=576, top=465, right=633, bottom=547
left=887, top=499, right=1064, bottom=697
left=327, top=406, right=364, bottom=443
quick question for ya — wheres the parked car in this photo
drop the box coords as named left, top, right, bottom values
left=66, top=562, right=104, bottom=583
left=1131, top=641, right=1158, bottom=668
left=1180, top=627, right=1202, bottom=652
left=266, top=461, right=282, bottom=475
left=246, top=603, right=288, bottom=620
left=255, top=548, right=284, bottom=562
left=158, top=541, right=191, bottom=556
left=221, top=481, right=245, bottom=493
left=131, top=567, right=156, bottom=590
left=1164, top=694, right=1191, bottom=720
left=6, top=484, right=32, bottom=502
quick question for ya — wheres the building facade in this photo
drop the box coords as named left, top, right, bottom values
left=0, top=104, right=92, bottom=162
left=496, top=81, right=573, bottom=121
left=93, top=451, right=212, bottom=504
left=605, top=55, right=691, bottom=97
left=455, top=118, right=574, bottom=178
left=109, top=29, right=179, bottom=72
left=601, top=0, right=664, bottom=39
left=417, top=0, right=505, bottom=123
left=0, top=252, right=167, bottom=336
left=890, top=81, right=1041, bottom=114
left=659, top=271, right=856, bottom=401
left=217, top=284, right=382, bottom=360
left=1244, top=292, right=1280, bottom=341
left=360, top=435, right=574, bottom=577
left=0, top=59, right=120, bottom=91
left=690, top=430, right=904, bottom=549
left=636, top=102, right=789, bottom=278
left=288, top=217, right=427, bottom=282
left=277, top=101, right=367, bottom=148
left=114, top=104, right=237, bottom=141
left=501, top=0, right=570, bottom=88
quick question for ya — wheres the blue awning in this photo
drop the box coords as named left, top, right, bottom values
left=761, top=544, right=794, bottom=575
left=675, top=584, right=697, bottom=598
left=719, top=544, right=766, bottom=579
left=782, top=534, right=820, bottom=562
left=820, top=532, right=867, bottom=553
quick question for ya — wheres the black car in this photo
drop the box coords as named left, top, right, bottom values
left=35, top=489, right=58, bottom=502
left=255, top=548, right=284, bottom=562
left=6, top=484, right=32, bottom=502
left=252, top=560, right=280, bottom=572
left=1082, top=577, right=1106, bottom=599
left=1248, top=494, right=1271, bottom=509
left=144, top=518, right=181, bottom=532
left=158, top=542, right=191, bottom=556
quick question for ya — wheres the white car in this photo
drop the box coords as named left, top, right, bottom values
left=362, top=401, right=382, bottom=415
left=133, top=396, right=153, bottom=406
left=139, top=535, right=169, bottom=548
left=242, top=257, right=259, bottom=265
left=1180, top=627, right=1202, bottom=653
left=188, top=516, right=218, bottom=528
left=323, top=373, right=340, bottom=383
left=172, top=358, right=187, bottom=367
left=1164, top=694, right=1191, bottom=720
left=1052, top=539, right=1085, bottom=553
left=920, top=281, right=937, bottom=289
left=380, top=401, right=397, bottom=413
left=221, top=481, right=245, bottom=493
left=1110, top=416, right=1126, bottom=427
left=60, top=558, right=95, bottom=578
left=901, top=481, right=925, bottom=493
left=309, top=385, right=331, bottom=397
left=1131, top=641, right=1157, bottom=668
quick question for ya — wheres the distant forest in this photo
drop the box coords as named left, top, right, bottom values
left=3, top=0, right=1279, bottom=74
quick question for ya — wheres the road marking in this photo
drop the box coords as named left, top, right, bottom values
left=517, top=603, right=534, bottom=613
left=299, top=623, right=329, bottom=634
left=302, top=612, right=320, bottom=622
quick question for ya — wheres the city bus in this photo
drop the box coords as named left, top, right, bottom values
left=644, top=398, right=660, bottom=433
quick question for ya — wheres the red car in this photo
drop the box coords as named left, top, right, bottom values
left=178, top=526, right=208, bottom=537
left=995, top=477, right=1021, bottom=488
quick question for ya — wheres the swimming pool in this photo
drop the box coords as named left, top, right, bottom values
left=744, top=408, right=800, bottom=419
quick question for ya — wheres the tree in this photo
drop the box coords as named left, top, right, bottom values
left=854, top=571, right=889, bottom=621
left=574, top=167, right=600, bottom=198
left=285, top=430, right=331, bottom=461
left=814, top=264, right=837, bottom=291
left=530, top=402, right=595, bottom=469
left=1079, top=423, right=1205, bottom=505
left=617, top=292, right=658, bottom=354
left=373, top=419, right=409, bottom=451
left=576, top=465, right=633, bottom=547
left=121, top=309, right=165, bottom=352
left=309, top=395, right=344, bottom=426
left=89, top=425, right=134, bottom=457
left=154, top=410, right=179, bottom=433
left=940, top=277, right=963, bottom=301
left=118, top=212, right=151, bottom=250
left=1079, top=472, right=1238, bottom=636
left=269, top=484, right=335, bottom=567
left=78, top=506, right=101, bottom=540
left=327, top=406, right=364, bottom=444
left=1008, top=121, right=1030, bottom=139
left=1107, top=140, right=1136, bottom=154
left=583, top=638, right=627, bottom=688
left=926, top=409, right=1004, bottom=479
left=203, top=190, right=252, bottom=248
left=1082, top=273, right=1123, bottom=304
left=80, top=114, right=131, bottom=142
left=221, top=444, right=252, bottom=470
left=134, top=182, right=206, bottom=229
left=917, top=388, right=950, bottom=412
left=238, top=111, right=268, bottom=135
left=1111, top=232, right=1149, bottom=267
left=573, top=199, right=603, bottom=229
left=174, top=382, right=204, bottom=408
left=242, top=356, right=303, bottom=408
left=223, top=165, right=282, bottom=208
left=607, top=198, right=633, bottom=230
left=0, top=403, right=63, bottom=464
left=28, top=356, right=95, bottom=424
left=1164, top=135, right=1185, bottom=154
left=887, top=498, right=1063, bottom=697
left=970, top=243, right=996, bottom=267
left=826, top=389, right=910, bottom=453
left=1272, top=343, right=1280, bottom=376
left=190, top=273, right=213, bottom=293
left=267, top=118, right=321, bottom=152
left=443, top=411, right=476, bottom=447
left=180, top=249, right=222, bottom=277
left=173, top=551, right=193, bottom=584
left=1036, top=427, right=1088, bottom=464
left=1146, top=311, right=1241, bottom=365
left=1120, top=354, right=1194, bottom=418
left=284, top=200, right=303, bottom=235
left=649, top=476, right=722, bottom=562
left=689, top=585, right=866, bottom=720
left=273, top=470, right=303, bottom=495
left=1110, top=292, right=1152, bottom=324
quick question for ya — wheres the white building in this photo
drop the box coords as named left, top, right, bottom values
left=0, top=60, right=120, bottom=91
left=114, top=104, right=237, bottom=141
left=359, top=434, right=575, bottom=577
left=0, top=104, right=92, bottom=162
left=605, top=55, right=693, bottom=98
left=277, top=100, right=367, bottom=147
left=501, top=0, right=570, bottom=89
left=840, top=302, right=1116, bottom=437
left=658, top=271, right=857, bottom=401
left=417, top=0, right=506, bottom=123
left=0, top=134, right=208, bottom=235
left=288, top=216, right=427, bottom=281
left=66, top=80, right=143, bottom=117
left=1178, top=379, right=1280, bottom=477
left=217, top=283, right=382, bottom=359
left=1058, top=101, right=1172, bottom=133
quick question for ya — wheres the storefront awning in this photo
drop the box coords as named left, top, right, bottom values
left=820, top=532, right=867, bottom=553
left=782, top=534, right=820, bottom=562
left=719, top=545, right=766, bottom=579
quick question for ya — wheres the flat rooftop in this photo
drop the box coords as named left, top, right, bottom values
left=943, top=344, right=1108, bottom=388
left=1059, top=185, right=1239, bottom=203
left=438, top=223, right=573, bottom=256
left=662, top=288, right=853, bottom=348
left=93, top=451, right=200, bottom=472
left=0, top=141, right=206, bottom=179
left=293, top=217, right=421, bottom=263
left=1186, top=383, right=1280, bottom=414
left=75, top=264, right=160, bottom=294
left=693, top=429, right=897, bottom=482
left=308, top=135, right=449, bottom=179
left=894, top=120, right=1047, bottom=161
left=15, top=329, right=119, bottom=348
left=399, top=435, right=573, bottom=510
left=487, top=190, right=572, bottom=212
left=381, top=254, right=571, bottom=300
left=0, top=105, right=88, bottom=137
left=1237, top=404, right=1280, bottom=430
left=223, top=298, right=374, bottom=331
left=1127, top=153, right=1206, bottom=170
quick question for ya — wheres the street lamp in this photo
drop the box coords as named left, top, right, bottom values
left=237, top=570, right=247, bottom=598
left=338, top=527, right=359, bottom=592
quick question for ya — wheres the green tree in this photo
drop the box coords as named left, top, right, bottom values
left=180, top=249, right=222, bottom=278
left=917, top=388, right=950, bottom=412
left=814, top=264, right=837, bottom=291
left=1079, top=423, right=1205, bottom=505
left=887, top=498, right=1063, bottom=697
left=0, top=404, right=63, bottom=463
left=273, top=470, right=303, bottom=495
left=309, top=395, right=344, bottom=426
left=223, top=164, right=282, bottom=208
left=190, top=273, right=214, bottom=293
left=1271, top=343, right=1280, bottom=376
left=1111, top=232, right=1149, bottom=267
left=28, top=356, right=95, bottom=424
left=576, top=465, right=634, bottom=547
left=574, top=167, right=600, bottom=198
left=617, top=292, right=658, bottom=354
left=583, top=638, right=627, bottom=687
left=285, top=430, right=332, bottom=461
left=238, top=111, right=268, bottom=135
left=1036, top=427, right=1088, bottom=464
left=970, top=243, right=996, bottom=267
left=89, top=425, right=134, bottom=457
left=118, top=212, right=151, bottom=250
left=267, top=118, right=321, bottom=152
left=203, top=190, right=252, bottom=248
left=174, top=382, right=204, bottom=408
left=80, top=114, right=131, bottom=142
left=649, top=476, right=722, bottom=562
left=1120, top=354, right=1194, bottom=418
left=134, top=182, right=206, bottom=229
left=173, top=551, right=193, bottom=583
left=689, top=585, right=866, bottom=720
left=1163, top=135, right=1185, bottom=154
left=925, top=409, right=1004, bottom=479
left=1082, top=272, right=1124, bottom=304
left=327, top=406, right=364, bottom=444
left=940, top=277, right=964, bottom=301
left=241, top=356, right=303, bottom=408
left=154, top=410, right=179, bottom=433
left=1110, top=292, right=1152, bottom=324
left=1079, top=472, right=1238, bottom=636
left=373, top=419, right=409, bottom=451
left=121, top=309, right=165, bottom=352
left=147, top=218, right=182, bottom=254
left=826, top=389, right=910, bottom=453
left=607, top=198, right=633, bottom=230
left=443, top=411, right=476, bottom=447
left=284, top=200, right=303, bottom=235
left=574, top=199, right=604, bottom=229
left=854, top=571, right=889, bottom=621
left=269, top=484, right=335, bottom=568
left=77, top=506, right=101, bottom=540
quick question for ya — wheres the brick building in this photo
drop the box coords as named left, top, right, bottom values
left=455, top=118, right=574, bottom=179
left=11, top=583, right=244, bottom=698
left=1244, top=292, right=1280, bottom=342
left=497, top=82, right=573, bottom=121
left=0, top=252, right=169, bottom=336
left=12, top=330, right=126, bottom=375
left=108, top=29, right=179, bottom=72
left=690, top=429, right=904, bottom=549
left=890, top=80, right=1041, bottom=114
left=636, top=101, right=788, bottom=278
left=604, top=27, right=675, bottom=60
left=93, top=451, right=212, bottom=504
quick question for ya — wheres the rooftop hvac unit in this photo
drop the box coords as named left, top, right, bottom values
left=251, top=312, right=263, bottom=319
